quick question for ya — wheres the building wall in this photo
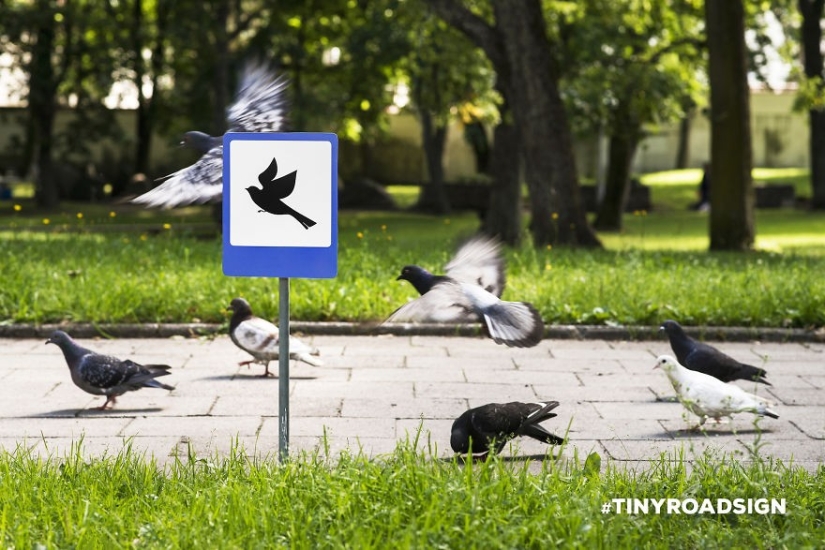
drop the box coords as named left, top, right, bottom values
left=0, top=89, right=810, bottom=185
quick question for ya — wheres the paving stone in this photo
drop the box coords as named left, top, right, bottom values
left=0, top=336, right=820, bottom=470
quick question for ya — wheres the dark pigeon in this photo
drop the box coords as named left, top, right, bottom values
left=659, top=320, right=770, bottom=385
left=451, top=401, right=564, bottom=457
left=46, top=330, right=174, bottom=410
left=245, top=156, right=316, bottom=229
left=132, top=62, right=288, bottom=208
left=385, top=236, right=544, bottom=348
left=227, top=297, right=322, bottom=377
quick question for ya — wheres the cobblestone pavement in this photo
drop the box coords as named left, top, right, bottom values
left=1, top=334, right=822, bottom=470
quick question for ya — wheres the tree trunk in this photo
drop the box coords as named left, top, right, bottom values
left=706, top=0, right=754, bottom=250
left=799, top=0, right=825, bottom=208
left=594, top=123, right=639, bottom=231
left=483, top=104, right=521, bottom=245
left=132, top=0, right=150, bottom=177
left=30, top=1, right=59, bottom=208
left=415, top=110, right=451, bottom=214
left=674, top=113, right=692, bottom=169
left=492, top=0, right=600, bottom=247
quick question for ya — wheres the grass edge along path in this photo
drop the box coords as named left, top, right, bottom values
left=0, top=437, right=822, bottom=548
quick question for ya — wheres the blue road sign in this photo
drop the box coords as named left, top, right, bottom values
left=222, top=132, right=338, bottom=278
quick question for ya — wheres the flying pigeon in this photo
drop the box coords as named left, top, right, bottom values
left=385, top=236, right=544, bottom=348
left=450, top=401, right=564, bottom=457
left=227, top=297, right=322, bottom=377
left=660, top=320, right=770, bottom=385
left=246, top=156, right=316, bottom=228
left=132, top=62, right=288, bottom=208
left=46, top=330, right=174, bottom=410
left=654, top=355, right=778, bottom=429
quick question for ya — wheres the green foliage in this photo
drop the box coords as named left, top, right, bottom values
left=0, top=442, right=822, bottom=547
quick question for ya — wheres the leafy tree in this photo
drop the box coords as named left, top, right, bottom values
left=425, top=0, right=601, bottom=248
left=562, top=0, right=705, bottom=231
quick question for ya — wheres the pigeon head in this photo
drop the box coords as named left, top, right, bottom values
left=46, top=330, right=72, bottom=348
left=653, top=355, right=680, bottom=373
left=397, top=265, right=437, bottom=295
left=227, top=297, right=254, bottom=330
left=659, top=320, right=684, bottom=337
left=181, top=131, right=217, bottom=154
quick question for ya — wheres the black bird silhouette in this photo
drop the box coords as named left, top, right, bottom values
left=450, top=401, right=564, bottom=457
left=245, top=157, right=316, bottom=229
left=659, top=320, right=770, bottom=385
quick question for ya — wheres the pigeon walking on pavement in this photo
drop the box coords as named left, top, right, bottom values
left=450, top=401, right=565, bottom=457
left=46, top=330, right=174, bottom=410
left=132, top=62, right=288, bottom=208
left=227, top=297, right=322, bottom=377
left=246, top=156, right=316, bottom=228
left=654, top=355, right=778, bottom=430
left=660, top=320, right=770, bottom=385
left=385, top=236, right=544, bottom=348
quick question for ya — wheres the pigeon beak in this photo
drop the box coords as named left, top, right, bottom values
left=396, top=275, right=403, bottom=281
left=45, top=338, right=53, bottom=346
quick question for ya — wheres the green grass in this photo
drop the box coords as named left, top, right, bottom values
left=1, top=169, right=824, bottom=327
left=0, top=441, right=822, bottom=548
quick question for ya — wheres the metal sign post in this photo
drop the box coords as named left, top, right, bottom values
left=223, top=132, right=338, bottom=462
left=278, top=277, right=290, bottom=461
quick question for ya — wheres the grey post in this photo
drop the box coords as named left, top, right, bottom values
left=278, top=276, right=290, bottom=461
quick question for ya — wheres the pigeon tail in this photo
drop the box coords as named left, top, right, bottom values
left=518, top=401, right=563, bottom=444
left=482, top=301, right=544, bottom=348
left=294, top=353, right=323, bottom=367
left=520, top=424, right=565, bottom=446
left=144, top=378, right=176, bottom=391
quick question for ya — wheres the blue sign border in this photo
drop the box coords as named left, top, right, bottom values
left=222, top=132, right=338, bottom=278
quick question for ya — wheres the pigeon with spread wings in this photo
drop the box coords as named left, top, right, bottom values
left=385, top=236, right=544, bottom=348
left=133, top=62, right=288, bottom=208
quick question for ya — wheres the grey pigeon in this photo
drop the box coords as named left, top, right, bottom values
left=227, top=297, right=322, bottom=377
left=450, top=401, right=564, bottom=457
left=654, top=355, right=778, bottom=429
left=132, top=62, right=288, bottom=208
left=660, top=320, right=770, bottom=385
left=46, top=330, right=174, bottom=410
left=386, top=236, right=544, bottom=348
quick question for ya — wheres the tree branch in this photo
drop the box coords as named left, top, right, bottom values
left=422, top=0, right=505, bottom=70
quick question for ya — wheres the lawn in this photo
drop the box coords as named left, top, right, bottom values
left=0, top=169, right=824, bottom=327
left=1, top=441, right=822, bottom=548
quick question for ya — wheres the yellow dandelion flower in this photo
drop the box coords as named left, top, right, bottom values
left=140, top=234, right=148, bottom=241
left=546, top=244, right=552, bottom=251
left=13, top=204, right=21, bottom=212
left=109, top=211, right=117, bottom=218
left=163, top=223, right=171, bottom=230
left=545, top=263, right=552, bottom=271
left=551, top=212, right=559, bottom=220
left=356, top=231, right=364, bottom=239
left=76, top=212, right=83, bottom=219
left=42, top=218, right=50, bottom=225
left=381, top=224, right=387, bottom=232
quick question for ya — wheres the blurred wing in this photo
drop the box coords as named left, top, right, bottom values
left=132, top=148, right=223, bottom=208
left=385, top=282, right=478, bottom=323
left=227, top=62, right=289, bottom=133
left=445, top=236, right=505, bottom=296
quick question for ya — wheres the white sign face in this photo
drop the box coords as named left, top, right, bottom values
left=228, top=139, right=332, bottom=248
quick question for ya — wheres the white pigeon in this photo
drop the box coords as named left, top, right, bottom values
left=227, top=297, right=322, bottom=377
left=133, top=62, right=288, bottom=208
left=654, top=355, right=778, bottom=429
left=385, top=236, right=544, bottom=348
